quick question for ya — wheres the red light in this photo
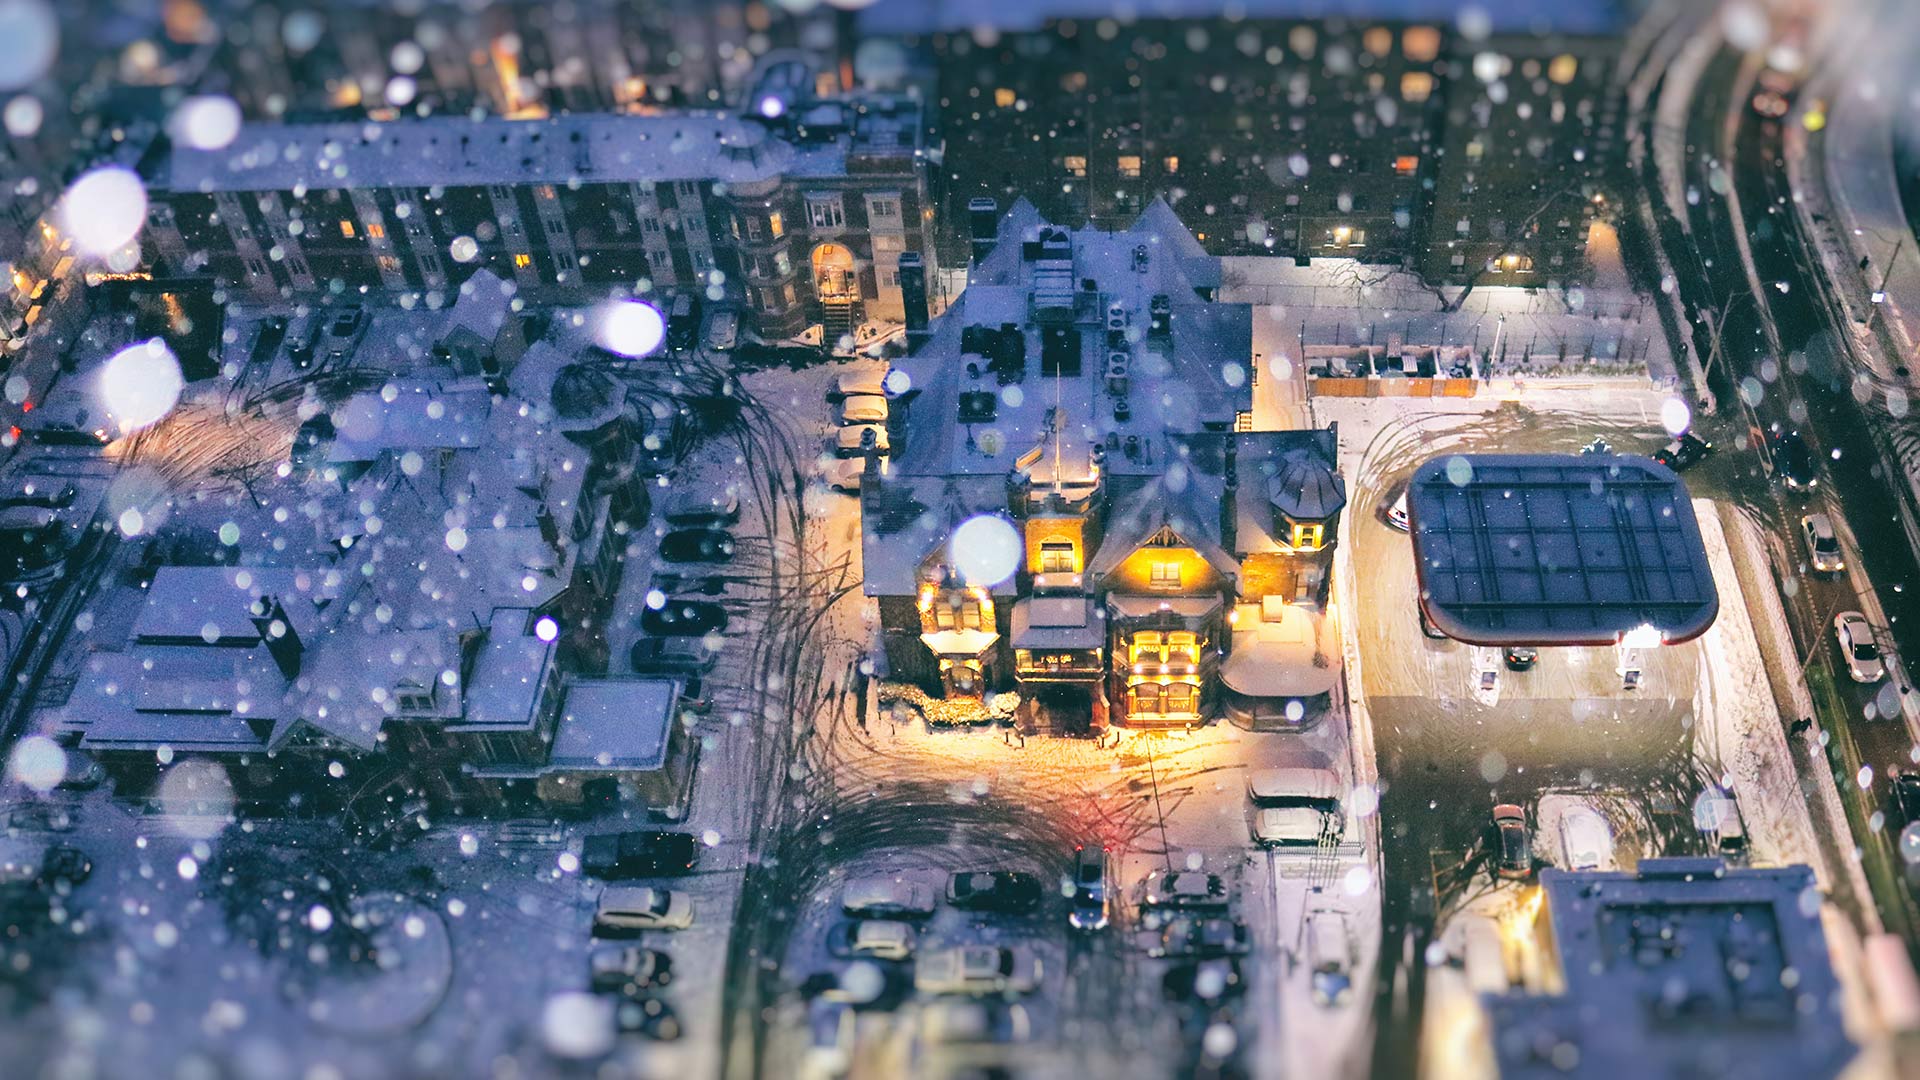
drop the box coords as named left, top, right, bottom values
left=19, top=401, right=31, bottom=412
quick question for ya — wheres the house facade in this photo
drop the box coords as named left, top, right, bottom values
left=862, top=200, right=1345, bottom=731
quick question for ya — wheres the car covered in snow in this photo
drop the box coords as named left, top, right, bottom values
left=590, top=945, right=673, bottom=991
left=835, top=394, right=888, bottom=427
left=831, top=919, right=916, bottom=962
left=595, top=887, right=694, bottom=933
left=913, top=946, right=1041, bottom=996
left=1247, top=767, right=1343, bottom=848
left=842, top=877, right=936, bottom=918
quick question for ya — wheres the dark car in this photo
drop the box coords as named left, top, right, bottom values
left=640, top=600, right=729, bottom=637
left=1503, top=647, right=1537, bottom=671
left=1651, top=432, right=1712, bottom=471
left=581, top=830, right=700, bottom=879
left=1150, top=916, right=1251, bottom=959
left=945, top=871, right=1044, bottom=913
left=1491, top=804, right=1532, bottom=881
left=613, top=996, right=682, bottom=1041
left=330, top=307, right=366, bottom=337
left=652, top=573, right=728, bottom=596
left=1771, top=431, right=1817, bottom=491
left=590, top=945, right=674, bottom=992
left=41, top=846, right=91, bottom=888
left=630, top=635, right=720, bottom=675
left=659, top=529, right=736, bottom=564
left=1067, top=846, right=1111, bottom=932
left=1163, top=957, right=1247, bottom=1002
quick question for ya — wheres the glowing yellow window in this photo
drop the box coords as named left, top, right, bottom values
left=1149, top=561, right=1182, bottom=589
left=367, top=222, right=386, bottom=239
left=1548, top=54, right=1579, bottom=85
left=339, top=221, right=355, bottom=238
left=1291, top=523, right=1325, bottom=550
left=1166, top=631, right=1198, bottom=666
left=513, top=253, right=532, bottom=268
left=1403, top=26, right=1441, bottom=63
left=1394, top=155, right=1420, bottom=176
left=1064, top=155, right=1087, bottom=178
left=1164, top=156, right=1180, bottom=174
left=994, top=87, right=1016, bottom=108
left=1401, top=72, right=1434, bottom=103
left=1118, top=155, right=1143, bottom=179
left=1039, top=540, right=1076, bottom=574
left=1131, top=632, right=1164, bottom=666
left=1363, top=27, right=1392, bottom=58
left=769, top=211, right=784, bottom=238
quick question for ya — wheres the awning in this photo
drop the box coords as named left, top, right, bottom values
left=920, top=628, right=999, bottom=657
left=1012, top=596, right=1101, bottom=650
left=1107, top=594, right=1223, bottom=620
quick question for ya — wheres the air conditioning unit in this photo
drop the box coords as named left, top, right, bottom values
left=1106, top=303, right=1127, bottom=333
left=1106, top=350, right=1130, bottom=394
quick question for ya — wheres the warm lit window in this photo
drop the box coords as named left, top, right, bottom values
left=1401, top=72, right=1434, bottom=103
left=1394, top=154, right=1420, bottom=176
left=994, top=87, right=1016, bottom=108
left=1150, top=561, right=1182, bottom=589
left=1062, top=71, right=1087, bottom=94
left=514, top=252, right=532, bottom=268
left=1235, top=411, right=1254, bottom=432
left=1064, top=155, right=1087, bottom=178
left=339, top=221, right=355, bottom=238
left=1040, top=540, right=1076, bottom=574
left=1363, top=27, right=1392, bottom=57
left=1291, top=523, right=1326, bottom=550
left=1164, top=682, right=1197, bottom=714
left=537, top=184, right=557, bottom=200
left=1466, top=139, right=1485, bottom=161
left=368, top=223, right=386, bottom=239
left=1163, top=156, right=1180, bottom=174
left=1288, top=26, right=1316, bottom=59
left=1166, top=632, right=1198, bottom=666
left=1548, top=54, right=1579, bottom=85
left=1118, top=155, right=1142, bottom=179
left=769, top=211, right=784, bottom=238
left=1403, top=26, right=1441, bottom=62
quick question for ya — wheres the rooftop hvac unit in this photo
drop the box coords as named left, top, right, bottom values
left=1149, top=294, right=1172, bottom=337
left=1106, top=350, right=1130, bottom=394
left=1133, top=245, right=1150, bottom=272
left=1106, top=303, right=1127, bottom=332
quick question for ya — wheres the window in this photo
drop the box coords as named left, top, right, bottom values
left=1548, top=54, right=1579, bottom=85
left=745, top=216, right=763, bottom=241
left=1401, top=72, right=1434, bottom=103
left=1131, top=683, right=1162, bottom=714
left=1064, top=155, right=1087, bottom=178
left=1118, top=155, right=1142, bottom=179
left=1363, top=26, right=1392, bottom=57
left=1163, top=156, right=1180, bottom=174
left=1403, top=26, right=1441, bottom=62
left=537, top=185, right=557, bottom=200
left=774, top=250, right=791, bottom=275
left=1291, top=522, right=1325, bottom=550
left=1165, top=632, right=1198, bottom=666
left=1040, top=540, right=1076, bottom=573
left=769, top=211, right=784, bottom=238
left=513, top=252, right=532, bottom=268
left=1235, top=411, right=1254, bottom=432
left=367, top=222, right=386, bottom=239
left=1150, top=561, right=1182, bottom=589
left=1394, top=154, right=1419, bottom=176
left=807, top=196, right=844, bottom=229
left=377, top=254, right=400, bottom=273
left=994, top=87, right=1016, bottom=108
left=1466, top=139, right=1485, bottom=161
left=339, top=221, right=355, bottom=238
left=872, top=233, right=904, bottom=256
left=1163, top=682, right=1197, bottom=714
left=1456, top=218, right=1471, bottom=237
left=865, top=195, right=901, bottom=224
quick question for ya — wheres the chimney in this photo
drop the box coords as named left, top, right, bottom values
left=1220, top=438, right=1239, bottom=557
left=249, top=597, right=304, bottom=681
left=898, top=251, right=929, bottom=350
left=1005, top=467, right=1031, bottom=519
left=968, top=198, right=999, bottom=266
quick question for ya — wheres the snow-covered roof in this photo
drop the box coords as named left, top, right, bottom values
left=327, top=380, right=494, bottom=463
left=1087, top=473, right=1241, bottom=585
left=132, top=566, right=337, bottom=645
left=546, top=678, right=680, bottom=771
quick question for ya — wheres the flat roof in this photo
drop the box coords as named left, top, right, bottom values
left=1484, top=859, right=1854, bottom=1080
left=1409, top=453, right=1717, bottom=647
left=547, top=678, right=680, bottom=771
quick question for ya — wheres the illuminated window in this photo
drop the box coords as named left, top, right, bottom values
left=1164, top=683, right=1197, bottom=713
left=1163, top=156, right=1180, bottom=174
left=1403, top=26, right=1441, bottom=62
left=537, top=184, right=557, bottom=200
left=1466, top=139, right=1485, bottom=161
left=1363, top=27, right=1392, bottom=57
left=1131, top=683, right=1162, bottom=713
left=1061, top=71, right=1087, bottom=94
left=1064, top=155, right=1087, bottom=178
left=1548, top=54, right=1579, bottom=85
left=994, top=87, right=1016, bottom=108
left=1235, top=411, right=1253, bottom=432
left=367, top=222, right=386, bottom=239
left=1394, top=155, right=1420, bottom=176
left=377, top=255, right=400, bottom=273
left=514, top=253, right=532, bottom=268
left=1291, top=523, right=1325, bottom=550
left=1150, top=561, right=1182, bottom=589
left=339, top=221, right=355, bottom=238
left=1040, top=540, right=1076, bottom=573
left=768, top=211, right=784, bottom=238
left=1401, top=72, right=1434, bottom=103
left=1288, top=26, right=1316, bottom=59
left=1118, top=155, right=1142, bottom=179
left=1166, top=632, right=1198, bottom=666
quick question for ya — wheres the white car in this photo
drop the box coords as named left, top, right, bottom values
left=595, top=886, right=694, bottom=932
left=836, top=394, right=888, bottom=426
left=829, top=370, right=888, bottom=400
left=913, top=946, right=1041, bottom=996
left=1834, top=611, right=1886, bottom=684
left=1800, top=513, right=1844, bottom=575
left=843, top=919, right=915, bottom=961
left=705, top=310, right=738, bottom=351
left=1386, top=491, right=1409, bottom=532
left=1556, top=805, right=1614, bottom=871
left=842, top=877, right=936, bottom=918
left=1253, top=807, right=1330, bottom=847
left=831, top=424, right=889, bottom=458
left=823, top=458, right=866, bottom=493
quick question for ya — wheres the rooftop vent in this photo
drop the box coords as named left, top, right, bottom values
left=1133, top=245, right=1150, bottom=273
left=958, top=390, right=998, bottom=424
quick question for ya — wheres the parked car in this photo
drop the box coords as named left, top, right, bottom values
left=667, top=294, right=702, bottom=353
left=836, top=394, right=888, bottom=427
left=913, top=946, right=1041, bottom=996
left=1418, top=603, right=1448, bottom=641
left=1771, top=430, right=1818, bottom=491
left=1491, top=804, right=1532, bottom=881
left=595, top=887, right=694, bottom=933
left=1801, top=513, right=1845, bottom=575
left=828, top=370, right=889, bottom=400
left=631, top=635, right=720, bottom=674
left=1386, top=491, right=1409, bottom=532
left=705, top=310, right=739, bottom=352
left=1502, top=646, right=1538, bottom=671
left=641, top=599, right=729, bottom=637
left=651, top=572, right=728, bottom=596
left=1835, top=611, right=1887, bottom=683
left=1557, top=805, right=1614, bottom=872
left=582, top=830, right=700, bottom=878
left=664, top=492, right=740, bottom=529
left=590, top=945, right=673, bottom=992
left=823, top=457, right=866, bottom=493
left=832, top=424, right=891, bottom=460
left=1306, top=908, right=1355, bottom=1007
left=1247, top=767, right=1342, bottom=848
left=659, top=529, right=736, bottom=563
left=1163, top=957, right=1246, bottom=1002
left=1142, top=870, right=1229, bottom=910
left=842, top=877, right=936, bottom=918
left=946, top=871, right=1043, bottom=913
left=1068, top=846, right=1111, bottom=931
left=1150, top=916, right=1250, bottom=959
left=831, top=919, right=916, bottom=962
left=919, top=999, right=1032, bottom=1045
left=1651, top=432, right=1712, bottom=471
left=612, top=996, right=682, bottom=1041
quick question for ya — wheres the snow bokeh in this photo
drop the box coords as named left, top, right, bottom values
left=60, top=167, right=148, bottom=256
left=597, top=299, right=666, bottom=357
left=100, top=338, right=186, bottom=433
left=950, top=514, right=1021, bottom=586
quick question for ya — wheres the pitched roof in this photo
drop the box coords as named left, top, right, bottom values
left=1087, top=474, right=1240, bottom=584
